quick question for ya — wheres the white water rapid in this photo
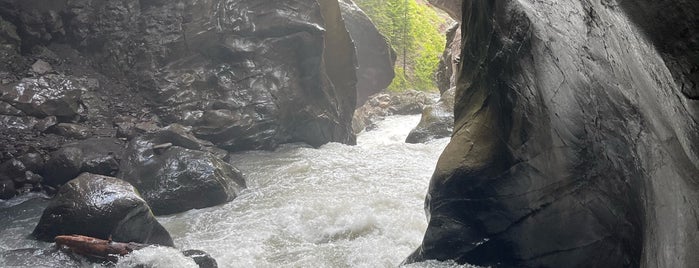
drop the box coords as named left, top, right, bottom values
left=0, top=115, right=475, bottom=268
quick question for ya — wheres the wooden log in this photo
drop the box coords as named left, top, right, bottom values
left=55, top=235, right=148, bottom=262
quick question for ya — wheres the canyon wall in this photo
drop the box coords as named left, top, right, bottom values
left=408, top=0, right=699, bottom=267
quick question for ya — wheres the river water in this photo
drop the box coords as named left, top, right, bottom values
left=0, top=115, right=471, bottom=268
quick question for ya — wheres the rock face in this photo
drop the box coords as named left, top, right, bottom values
left=119, top=128, right=246, bottom=215
left=408, top=1, right=699, bottom=267
left=352, top=90, right=436, bottom=134
left=339, top=0, right=396, bottom=106
left=434, top=24, right=461, bottom=94
left=406, top=87, right=454, bottom=143
left=0, top=0, right=357, bottom=154
left=32, top=173, right=173, bottom=246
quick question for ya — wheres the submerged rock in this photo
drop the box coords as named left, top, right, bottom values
left=32, top=173, right=173, bottom=246
left=119, top=133, right=246, bottom=215
left=408, top=1, right=699, bottom=267
left=406, top=88, right=455, bottom=143
left=340, top=0, right=396, bottom=106
left=182, top=249, right=218, bottom=268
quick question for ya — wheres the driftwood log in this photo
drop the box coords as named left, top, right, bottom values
left=55, top=235, right=148, bottom=262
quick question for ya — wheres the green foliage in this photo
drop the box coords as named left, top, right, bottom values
left=353, top=0, right=446, bottom=92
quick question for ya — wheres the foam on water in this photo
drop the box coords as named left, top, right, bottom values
left=157, top=115, right=451, bottom=267
left=0, top=115, right=467, bottom=267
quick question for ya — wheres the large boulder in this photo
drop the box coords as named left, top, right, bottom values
left=406, top=87, right=455, bottom=143
left=339, top=0, right=396, bottom=106
left=32, top=173, right=173, bottom=246
left=42, top=138, right=124, bottom=187
left=407, top=1, right=699, bottom=267
left=119, top=131, right=246, bottom=215
left=0, top=75, right=86, bottom=119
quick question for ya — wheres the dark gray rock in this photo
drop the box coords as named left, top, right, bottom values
left=0, top=15, right=26, bottom=83
left=0, top=0, right=358, bottom=152
left=31, top=59, right=53, bottom=75
left=0, top=115, right=38, bottom=130
left=406, top=88, right=454, bottom=143
left=42, top=138, right=124, bottom=186
left=32, top=173, right=173, bottom=246
left=18, top=152, right=45, bottom=173
left=407, top=1, right=699, bottom=267
left=0, top=75, right=84, bottom=119
left=352, top=90, right=436, bottom=133
left=33, top=115, right=57, bottom=132
left=119, top=134, right=246, bottom=215
left=0, top=158, right=25, bottom=181
left=24, top=170, right=42, bottom=184
left=340, top=0, right=396, bottom=106
left=0, top=179, right=15, bottom=199
left=182, top=249, right=218, bottom=268
left=434, top=24, right=460, bottom=94
left=50, top=123, right=90, bottom=139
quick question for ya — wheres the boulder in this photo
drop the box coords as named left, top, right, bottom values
left=119, top=134, right=246, bottom=215
left=32, top=173, right=174, bottom=246
left=50, top=123, right=90, bottom=139
left=407, top=1, right=699, bottom=267
left=0, top=179, right=15, bottom=199
left=0, top=115, right=38, bottom=130
left=0, top=75, right=85, bottom=119
left=42, top=138, right=124, bottom=186
left=339, top=0, right=396, bottom=106
left=406, top=87, right=455, bottom=143
left=182, top=249, right=218, bottom=268
left=352, top=90, right=436, bottom=133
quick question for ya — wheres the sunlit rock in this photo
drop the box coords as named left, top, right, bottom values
left=406, top=87, right=455, bottom=143
left=340, top=0, right=397, bottom=106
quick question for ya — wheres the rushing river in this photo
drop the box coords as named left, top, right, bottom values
left=0, top=115, right=472, bottom=268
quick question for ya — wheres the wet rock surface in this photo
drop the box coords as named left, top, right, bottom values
left=182, top=249, right=218, bottom=268
left=406, top=88, right=454, bottom=143
left=42, top=138, right=124, bottom=187
left=0, top=0, right=362, bottom=203
left=352, top=90, right=436, bottom=134
left=434, top=24, right=461, bottom=94
left=340, top=0, right=396, bottom=106
left=32, top=173, right=174, bottom=246
left=119, top=129, right=246, bottom=215
left=408, top=1, right=699, bottom=267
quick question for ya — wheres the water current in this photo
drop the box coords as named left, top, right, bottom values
left=0, top=115, right=473, bottom=268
